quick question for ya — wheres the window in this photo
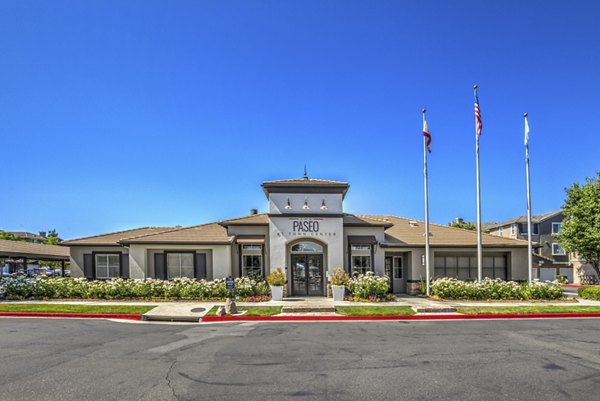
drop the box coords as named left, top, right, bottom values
left=434, top=254, right=507, bottom=280
left=520, top=223, right=539, bottom=235
left=499, top=227, right=504, bottom=236
left=95, top=254, right=120, bottom=279
left=291, top=242, right=323, bottom=253
left=552, top=222, right=562, bottom=234
left=242, top=255, right=262, bottom=278
left=166, top=253, right=194, bottom=279
left=552, top=243, right=566, bottom=256
left=393, top=256, right=403, bottom=279
left=242, top=244, right=262, bottom=251
left=351, top=244, right=371, bottom=275
left=510, top=224, right=516, bottom=236
left=352, top=255, right=371, bottom=275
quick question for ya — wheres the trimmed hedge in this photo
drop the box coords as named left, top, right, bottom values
left=578, top=286, right=600, bottom=301
left=430, top=277, right=565, bottom=300
left=0, top=276, right=271, bottom=301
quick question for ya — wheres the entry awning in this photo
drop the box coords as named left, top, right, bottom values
left=236, top=235, right=265, bottom=244
left=347, top=235, right=378, bottom=245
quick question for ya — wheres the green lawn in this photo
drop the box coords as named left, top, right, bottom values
left=206, top=305, right=282, bottom=316
left=0, top=303, right=156, bottom=314
left=335, top=306, right=415, bottom=316
left=455, top=305, right=600, bottom=315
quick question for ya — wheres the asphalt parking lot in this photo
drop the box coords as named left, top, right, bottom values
left=0, top=318, right=599, bottom=401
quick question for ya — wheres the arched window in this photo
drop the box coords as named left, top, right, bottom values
left=291, top=241, right=323, bottom=253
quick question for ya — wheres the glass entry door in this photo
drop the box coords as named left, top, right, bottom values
left=291, top=254, right=323, bottom=296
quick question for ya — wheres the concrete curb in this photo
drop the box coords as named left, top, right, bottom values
left=0, top=312, right=143, bottom=321
left=201, top=312, right=600, bottom=322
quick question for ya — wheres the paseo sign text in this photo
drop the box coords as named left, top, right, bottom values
left=293, top=219, right=320, bottom=233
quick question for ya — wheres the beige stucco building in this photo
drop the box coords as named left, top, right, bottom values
left=63, top=176, right=532, bottom=295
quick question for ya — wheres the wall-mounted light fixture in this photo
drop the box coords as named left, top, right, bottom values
left=285, top=198, right=292, bottom=210
left=320, top=199, right=328, bottom=210
left=303, top=198, right=310, bottom=210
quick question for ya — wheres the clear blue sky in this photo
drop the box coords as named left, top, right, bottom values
left=1, top=1, right=598, bottom=239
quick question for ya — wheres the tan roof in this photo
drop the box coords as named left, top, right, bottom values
left=219, top=213, right=269, bottom=226
left=121, top=223, right=234, bottom=245
left=62, top=227, right=174, bottom=246
left=363, top=215, right=530, bottom=247
left=343, top=214, right=393, bottom=227
left=262, top=177, right=348, bottom=186
left=0, top=239, right=69, bottom=259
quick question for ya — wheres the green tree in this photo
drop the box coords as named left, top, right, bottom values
left=44, top=229, right=60, bottom=245
left=556, top=172, right=600, bottom=277
left=448, top=221, right=477, bottom=231
left=0, top=231, right=22, bottom=241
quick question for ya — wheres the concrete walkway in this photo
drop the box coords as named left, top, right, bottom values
left=3, top=295, right=600, bottom=321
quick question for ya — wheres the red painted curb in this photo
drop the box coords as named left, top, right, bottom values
left=201, top=313, right=600, bottom=322
left=0, top=312, right=142, bottom=321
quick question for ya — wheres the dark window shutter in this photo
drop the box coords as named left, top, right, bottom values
left=154, top=253, right=166, bottom=279
left=83, top=254, right=94, bottom=279
left=195, top=253, right=207, bottom=279
left=121, top=254, right=130, bottom=279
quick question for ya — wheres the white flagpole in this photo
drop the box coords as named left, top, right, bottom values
left=524, top=112, right=533, bottom=283
left=475, top=85, right=483, bottom=281
left=423, top=109, right=431, bottom=296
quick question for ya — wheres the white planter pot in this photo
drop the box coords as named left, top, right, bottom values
left=332, top=285, right=345, bottom=302
left=270, top=285, right=284, bottom=301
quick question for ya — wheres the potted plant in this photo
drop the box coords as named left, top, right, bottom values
left=330, top=268, right=349, bottom=302
left=267, top=268, right=286, bottom=301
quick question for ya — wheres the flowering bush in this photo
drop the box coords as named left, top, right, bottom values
left=430, top=277, right=565, bottom=300
left=345, top=272, right=395, bottom=301
left=0, top=276, right=270, bottom=301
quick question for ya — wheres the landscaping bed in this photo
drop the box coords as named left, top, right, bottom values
left=577, top=286, right=600, bottom=301
left=335, top=306, right=415, bottom=316
left=429, top=278, right=565, bottom=300
left=455, top=305, right=600, bottom=315
left=0, top=276, right=271, bottom=301
left=0, top=303, right=156, bottom=314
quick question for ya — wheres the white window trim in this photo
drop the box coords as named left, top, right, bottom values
left=351, top=255, right=372, bottom=274
left=510, top=224, right=516, bottom=236
left=166, top=252, right=195, bottom=280
left=241, top=254, right=263, bottom=277
left=552, top=222, right=561, bottom=234
left=499, top=227, right=504, bottom=236
left=552, top=243, right=566, bottom=256
left=95, top=253, right=120, bottom=279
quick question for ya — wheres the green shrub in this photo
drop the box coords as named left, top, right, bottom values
left=578, top=286, right=600, bottom=300
left=0, top=276, right=270, bottom=301
left=430, top=277, right=565, bottom=300
left=346, top=272, right=394, bottom=301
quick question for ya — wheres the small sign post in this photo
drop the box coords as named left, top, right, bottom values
left=225, top=276, right=235, bottom=291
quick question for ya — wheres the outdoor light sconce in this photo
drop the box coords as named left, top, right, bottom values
left=285, top=198, right=292, bottom=210
left=302, top=198, right=310, bottom=210
left=421, top=254, right=425, bottom=266
left=320, top=199, right=328, bottom=210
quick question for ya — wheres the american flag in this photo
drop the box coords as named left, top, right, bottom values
left=423, top=113, right=432, bottom=153
left=474, top=89, right=482, bottom=137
